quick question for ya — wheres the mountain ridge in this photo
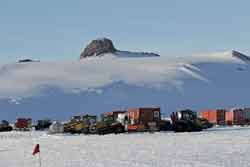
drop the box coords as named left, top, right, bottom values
left=80, top=38, right=160, bottom=59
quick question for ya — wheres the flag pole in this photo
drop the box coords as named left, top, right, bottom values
left=32, top=144, right=41, bottom=167
left=38, top=152, right=42, bottom=167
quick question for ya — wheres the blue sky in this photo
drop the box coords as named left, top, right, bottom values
left=1, top=0, right=250, bottom=62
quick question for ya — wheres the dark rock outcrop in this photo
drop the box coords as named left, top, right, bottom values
left=232, top=50, right=250, bottom=63
left=18, top=59, right=40, bottom=63
left=80, top=38, right=160, bottom=59
left=80, top=38, right=117, bottom=59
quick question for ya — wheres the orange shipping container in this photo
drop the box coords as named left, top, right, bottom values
left=200, top=109, right=226, bottom=125
left=225, top=111, right=234, bottom=125
left=209, top=110, right=217, bottom=124
left=201, top=111, right=209, bottom=120
left=201, top=110, right=217, bottom=124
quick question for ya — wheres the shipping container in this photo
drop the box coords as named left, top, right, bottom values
left=243, top=108, right=250, bottom=124
left=225, top=111, right=234, bottom=125
left=201, top=110, right=216, bottom=124
left=200, top=109, right=226, bottom=125
left=217, top=109, right=226, bottom=125
left=127, top=107, right=161, bottom=132
left=225, top=108, right=250, bottom=126
left=233, top=108, right=244, bottom=125
left=201, top=111, right=209, bottom=120
left=15, top=118, right=32, bottom=130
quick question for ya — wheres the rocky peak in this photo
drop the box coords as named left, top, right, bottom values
left=80, top=38, right=161, bottom=59
left=80, top=38, right=117, bottom=59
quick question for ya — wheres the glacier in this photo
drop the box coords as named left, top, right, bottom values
left=0, top=50, right=249, bottom=121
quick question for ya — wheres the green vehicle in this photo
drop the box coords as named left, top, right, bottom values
left=92, top=111, right=126, bottom=135
left=171, top=109, right=203, bottom=132
left=198, top=118, right=213, bottom=129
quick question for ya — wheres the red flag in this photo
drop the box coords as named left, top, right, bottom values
left=32, top=144, right=40, bottom=156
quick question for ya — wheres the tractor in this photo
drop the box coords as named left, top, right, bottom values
left=171, top=109, right=203, bottom=132
left=64, top=114, right=97, bottom=134
left=93, top=111, right=126, bottom=135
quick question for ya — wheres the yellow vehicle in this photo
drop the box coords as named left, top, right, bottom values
left=64, top=115, right=97, bottom=134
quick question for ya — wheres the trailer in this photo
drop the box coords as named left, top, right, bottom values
left=14, top=118, right=32, bottom=131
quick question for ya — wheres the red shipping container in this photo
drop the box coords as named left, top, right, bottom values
left=15, top=118, right=32, bottom=129
left=15, top=118, right=28, bottom=129
left=233, top=109, right=244, bottom=125
left=216, top=109, right=226, bottom=125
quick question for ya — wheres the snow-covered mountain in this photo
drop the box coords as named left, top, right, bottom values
left=0, top=50, right=250, bottom=121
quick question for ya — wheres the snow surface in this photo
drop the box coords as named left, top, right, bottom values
left=0, top=127, right=250, bottom=167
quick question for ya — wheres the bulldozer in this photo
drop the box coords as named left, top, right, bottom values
left=64, top=114, right=97, bottom=134
left=92, top=111, right=126, bottom=135
left=171, top=109, right=203, bottom=132
left=0, top=120, right=13, bottom=132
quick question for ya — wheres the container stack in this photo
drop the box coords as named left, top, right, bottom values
left=201, top=108, right=250, bottom=126
left=200, top=109, right=226, bottom=125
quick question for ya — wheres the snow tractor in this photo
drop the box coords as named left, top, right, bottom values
left=34, top=119, right=52, bottom=131
left=0, top=120, right=13, bottom=132
left=171, top=109, right=203, bottom=132
left=93, top=111, right=126, bottom=135
left=64, top=114, right=97, bottom=134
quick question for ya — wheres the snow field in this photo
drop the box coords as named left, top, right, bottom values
left=0, top=127, right=250, bottom=167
